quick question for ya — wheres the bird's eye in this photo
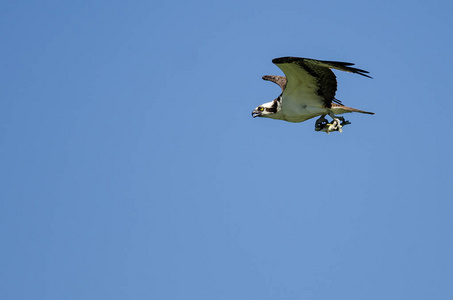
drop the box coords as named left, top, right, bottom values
left=259, top=107, right=264, bottom=111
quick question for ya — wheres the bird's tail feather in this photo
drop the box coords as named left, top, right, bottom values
left=331, top=104, right=374, bottom=115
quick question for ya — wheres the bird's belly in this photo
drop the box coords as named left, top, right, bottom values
left=281, top=106, right=328, bottom=123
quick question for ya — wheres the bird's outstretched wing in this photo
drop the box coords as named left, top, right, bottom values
left=272, top=57, right=371, bottom=108
left=262, top=75, right=287, bottom=92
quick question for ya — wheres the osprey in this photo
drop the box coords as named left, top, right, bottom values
left=252, top=57, right=374, bottom=133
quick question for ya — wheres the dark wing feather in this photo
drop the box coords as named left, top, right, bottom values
left=272, top=57, right=371, bottom=108
left=307, top=59, right=372, bottom=78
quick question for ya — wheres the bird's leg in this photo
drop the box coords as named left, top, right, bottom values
left=315, top=114, right=351, bottom=134
left=328, top=112, right=340, bottom=123
left=315, top=117, right=338, bottom=134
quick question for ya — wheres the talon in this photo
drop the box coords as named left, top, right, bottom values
left=315, top=114, right=347, bottom=133
left=325, top=122, right=337, bottom=133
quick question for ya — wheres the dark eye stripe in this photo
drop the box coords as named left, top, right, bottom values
left=265, top=100, right=279, bottom=113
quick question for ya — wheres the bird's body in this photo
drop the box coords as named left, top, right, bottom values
left=252, top=57, right=374, bottom=133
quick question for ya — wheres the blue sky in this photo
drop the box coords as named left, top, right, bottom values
left=1, top=0, right=453, bottom=299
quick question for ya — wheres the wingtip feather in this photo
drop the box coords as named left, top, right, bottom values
left=272, top=56, right=373, bottom=78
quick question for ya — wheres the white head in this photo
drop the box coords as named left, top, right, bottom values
left=251, top=97, right=281, bottom=119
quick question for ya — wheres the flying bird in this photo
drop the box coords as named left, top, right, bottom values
left=252, top=57, right=374, bottom=133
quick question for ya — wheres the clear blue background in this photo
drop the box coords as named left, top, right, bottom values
left=1, top=0, right=452, bottom=299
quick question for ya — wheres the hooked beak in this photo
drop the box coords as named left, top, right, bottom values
left=252, top=110, right=262, bottom=118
